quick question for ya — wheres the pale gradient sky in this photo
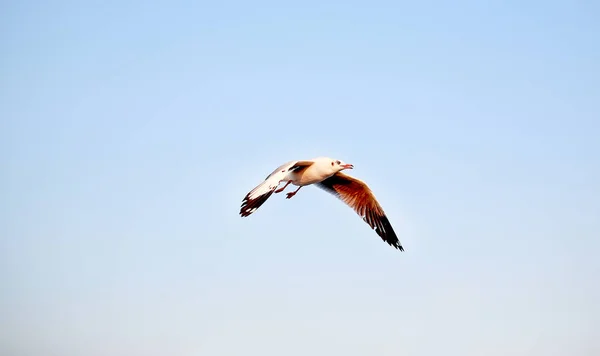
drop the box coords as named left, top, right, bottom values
left=2, top=1, right=599, bottom=355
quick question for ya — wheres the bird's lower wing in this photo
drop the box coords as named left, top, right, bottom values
left=316, top=172, right=403, bottom=250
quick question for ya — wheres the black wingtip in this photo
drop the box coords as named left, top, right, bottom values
left=387, top=238, right=404, bottom=251
left=239, top=191, right=274, bottom=217
left=376, top=214, right=404, bottom=252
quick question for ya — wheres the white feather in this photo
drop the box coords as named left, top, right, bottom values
left=246, top=160, right=298, bottom=200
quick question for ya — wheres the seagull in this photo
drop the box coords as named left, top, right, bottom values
left=239, top=157, right=403, bottom=251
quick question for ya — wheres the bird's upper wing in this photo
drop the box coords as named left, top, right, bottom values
left=240, top=160, right=314, bottom=217
left=263, top=160, right=313, bottom=180
left=316, top=172, right=403, bottom=250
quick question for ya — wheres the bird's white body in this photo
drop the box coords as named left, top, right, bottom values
left=289, top=157, right=341, bottom=186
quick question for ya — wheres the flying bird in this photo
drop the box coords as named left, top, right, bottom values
left=239, top=157, right=403, bottom=251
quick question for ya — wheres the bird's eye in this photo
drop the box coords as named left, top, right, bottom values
left=331, top=162, right=334, bottom=166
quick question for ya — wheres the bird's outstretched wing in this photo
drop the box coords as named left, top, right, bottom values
left=316, top=172, right=403, bottom=251
left=240, top=160, right=313, bottom=217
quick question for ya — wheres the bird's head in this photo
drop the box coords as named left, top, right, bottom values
left=330, top=159, right=354, bottom=172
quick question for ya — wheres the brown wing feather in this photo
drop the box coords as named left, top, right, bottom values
left=316, top=172, right=403, bottom=251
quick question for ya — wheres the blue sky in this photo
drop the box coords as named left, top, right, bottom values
left=2, top=1, right=599, bottom=355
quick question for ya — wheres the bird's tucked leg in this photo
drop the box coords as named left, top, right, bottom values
left=274, top=181, right=292, bottom=193
left=286, top=186, right=302, bottom=199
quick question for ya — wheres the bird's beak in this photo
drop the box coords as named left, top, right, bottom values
left=342, top=164, right=354, bottom=169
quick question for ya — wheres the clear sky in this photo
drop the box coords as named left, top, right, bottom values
left=2, top=1, right=599, bottom=355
